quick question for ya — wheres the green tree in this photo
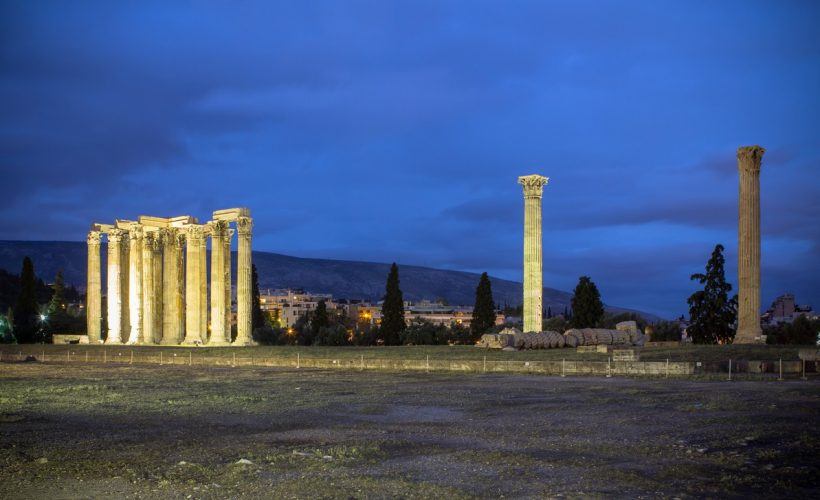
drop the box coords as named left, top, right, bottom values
left=379, top=263, right=405, bottom=345
left=45, top=271, right=75, bottom=337
left=687, top=244, right=737, bottom=344
left=570, top=276, right=605, bottom=328
left=13, top=257, right=39, bottom=343
left=471, top=272, right=496, bottom=338
left=312, top=299, right=330, bottom=337
left=251, top=264, right=266, bottom=331
left=1, top=307, right=14, bottom=343
left=650, top=320, right=682, bottom=342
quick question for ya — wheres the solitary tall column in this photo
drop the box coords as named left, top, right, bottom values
left=184, top=226, right=204, bottom=344
left=106, top=229, right=126, bottom=343
left=518, top=174, right=549, bottom=333
left=127, top=224, right=143, bottom=344
left=224, top=229, right=233, bottom=340
left=141, top=231, right=156, bottom=344
left=234, top=216, right=254, bottom=345
left=735, top=146, right=766, bottom=344
left=161, top=229, right=182, bottom=344
left=86, top=231, right=102, bottom=343
left=209, top=221, right=229, bottom=345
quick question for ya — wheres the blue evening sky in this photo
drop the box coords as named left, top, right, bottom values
left=1, top=0, right=818, bottom=318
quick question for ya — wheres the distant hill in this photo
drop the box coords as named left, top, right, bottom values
left=0, top=240, right=661, bottom=321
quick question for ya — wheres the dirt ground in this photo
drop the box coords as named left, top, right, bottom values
left=1, top=362, right=818, bottom=499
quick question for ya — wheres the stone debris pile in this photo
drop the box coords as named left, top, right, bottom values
left=476, top=321, right=646, bottom=350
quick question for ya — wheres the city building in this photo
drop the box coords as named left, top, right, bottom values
left=761, top=294, right=815, bottom=325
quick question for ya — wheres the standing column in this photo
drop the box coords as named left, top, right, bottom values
left=184, top=226, right=204, bottom=344
left=152, top=234, right=163, bottom=343
left=518, top=175, right=549, bottom=333
left=105, top=229, right=126, bottom=343
left=141, top=231, right=156, bottom=344
left=224, top=229, right=233, bottom=341
left=127, top=224, right=143, bottom=344
left=176, top=231, right=186, bottom=341
left=198, top=231, right=208, bottom=343
left=735, top=146, right=766, bottom=344
left=209, top=221, right=229, bottom=344
left=234, top=216, right=254, bottom=345
left=86, top=231, right=102, bottom=343
left=161, top=229, right=181, bottom=344
left=120, top=233, right=130, bottom=341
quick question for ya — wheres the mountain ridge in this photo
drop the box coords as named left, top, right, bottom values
left=0, top=240, right=662, bottom=321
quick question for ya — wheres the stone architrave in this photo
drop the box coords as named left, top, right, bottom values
left=234, top=216, right=253, bottom=345
left=127, top=224, right=144, bottom=344
left=141, top=231, right=156, bottom=344
left=209, top=221, right=229, bottom=345
left=105, top=229, right=126, bottom=344
left=224, top=229, right=233, bottom=340
left=518, top=174, right=549, bottom=333
left=161, top=229, right=182, bottom=344
left=184, top=225, right=204, bottom=344
left=86, top=231, right=102, bottom=343
left=735, top=146, right=766, bottom=344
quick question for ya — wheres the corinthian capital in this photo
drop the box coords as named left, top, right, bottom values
left=518, top=174, right=549, bottom=198
left=237, top=216, right=253, bottom=236
left=108, top=228, right=127, bottom=244
left=209, top=220, right=229, bottom=239
left=737, top=145, right=765, bottom=172
left=186, top=225, right=205, bottom=242
left=87, top=231, right=101, bottom=245
left=128, top=223, right=144, bottom=241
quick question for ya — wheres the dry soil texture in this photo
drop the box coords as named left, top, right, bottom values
left=0, top=362, right=818, bottom=498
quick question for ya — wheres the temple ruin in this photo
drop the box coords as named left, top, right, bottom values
left=86, top=208, right=254, bottom=346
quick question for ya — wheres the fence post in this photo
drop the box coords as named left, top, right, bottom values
left=483, top=356, right=487, bottom=374
left=802, top=359, right=807, bottom=381
left=103, top=349, right=106, bottom=364
left=561, top=358, right=566, bottom=378
left=426, top=354, right=429, bottom=373
left=778, top=358, right=783, bottom=381
left=666, top=358, right=669, bottom=378
left=68, top=350, right=71, bottom=363
left=159, top=351, right=162, bottom=365
left=42, top=350, right=45, bottom=362
left=232, top=352, right=236, bottom=367
left=18, top=351, right=22, bottom=361
left=361, top=354, right=364, bottom=371
left=297, top=352, right=300, bottom=369
left=728, top=359, right=732, bottom=381
left=130, top=350, right=133, bottom=365
left=189, top=352, right=192, bottom=366
left=606, top=357, right=611, bottom=378
left=85, top=351, right=88, bottom=363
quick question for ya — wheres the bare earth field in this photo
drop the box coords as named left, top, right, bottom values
left=0, top=362, right=818, bottom=499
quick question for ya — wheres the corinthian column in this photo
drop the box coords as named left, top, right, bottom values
left=152, top=234, right=163, bottom=343
left=234, top=216, right=254, bottom=345
left=161, top=229, right=182, bottom=344
left=120, top=233, right=130, bottom=340
left=184, top=225, right=204, bottom=344
left=86, top=231, right=102, bottom=343
left=209, top=221, right=229, bottom=345
left=735, top=145, right=766, bottom=344
left=141, top=231, right=156, bottom=344
left=518, top=174, right=549, bottom=333
left=224, top=229, right=233, bottom=340
left=127, top=224, right=143, bottom=344
left=106, top=229, right=126, bottom=344
left=198, top=231, right=208, bottom=343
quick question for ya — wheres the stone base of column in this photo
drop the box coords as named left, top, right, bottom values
left=159, top=337, right=180, bottom=346
left=182, top=339, right=204, bottom=346
left=206, top=340, right=232, bottom=347
left=232, top=338, right=256, bottom=347
left=104, top=338, right=121, bottom=345
left=734, top=330, right=767, bottom=344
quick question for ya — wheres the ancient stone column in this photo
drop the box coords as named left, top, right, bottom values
left=184, top=225, right=204, bottom=344
left=86, top=231, right=102, bottom=343
left=120, top=233, right=130, bottom=340
left=198, top=232, right=208, bottom=343
left=735, top=146, right=766, bottom=344
left=209, top=221, right=229, bottom=345
left=141, top=231, right=156, bottom=344
left=176, top=231, right=186, bottom=339
left=152, top=234, right=163, bottom=343
left=234, top=216, right=254, bottom=345
left=105, top=229, right=126, bottom=344
left=127, top=224, right=143, bottom=344
left=518, top=174, right=549, bottom=333
left=161, top=229, right=182, bottom=344
left=224, top=229, right=233, bottom=340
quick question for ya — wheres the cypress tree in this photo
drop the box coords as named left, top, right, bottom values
left=45, top=270, right=72, bottom=336
left=251, top=264, right=266, bottom=331
left=547, top=306, right=552, bottom=319
left=570, top=276, right=605, bottom=328
left=13, top=257, right=39, bottom=343
left=471, top=272, right=496, bottom=337
left=380, top=263, right=405, bottom=345
left=687, top=244, right=737, bottom=344
left=312, top=299, right=329, bottom=337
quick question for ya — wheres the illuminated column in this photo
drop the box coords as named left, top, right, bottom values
left=152, top=234, right=163, bottom=343
left=518, top=174, right=549, bottom=333
left=86, top=231, right=102, bottom=343
left=184, top=225, right=204, bottom=344
left=141, top=231, right=156, bottom=344
left=161, top=229, right=182, bottom=344
left=735, top=146, right=766, bottom=344
left=120, top=233, right=130, bottom=340
left=105, top=229, right=126, bottom=343
left=126, top=224, right=143, bottom=344
left=234, top=216, right=254, bottom=345
left=198, top=232, right=208, bottom=343
left=209, top=221, right=229, bottom=345
left=176, top=231, right=185, bottom=341
left=224, top=229, right=233, bottom=341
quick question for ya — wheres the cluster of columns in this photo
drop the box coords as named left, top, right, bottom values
left=86, top=208, right=254, bottom=346
left=519, top=174, right=549, bottom=333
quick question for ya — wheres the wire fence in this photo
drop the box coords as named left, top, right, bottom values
left=1, top=347, right=816, bottom=379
